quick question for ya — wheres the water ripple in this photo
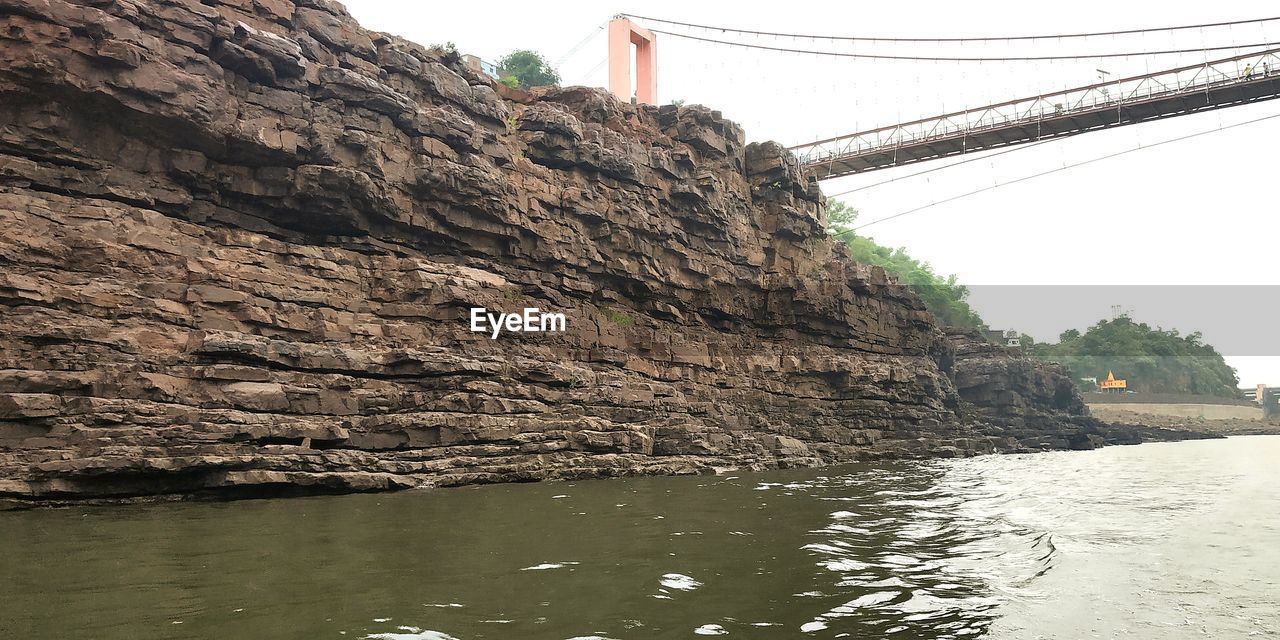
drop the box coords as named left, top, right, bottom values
left=4, top=437, right=1276, bottom=640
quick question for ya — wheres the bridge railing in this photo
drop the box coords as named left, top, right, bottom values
left=789, top=47, right=1280, bottom=166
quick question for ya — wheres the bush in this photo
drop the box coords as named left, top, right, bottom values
left=826, top=199, right=985, bottom=329
left=1030, top=316, right=1240, bottom=396
left=599, top=307, right=635, bottom=327
left=496, top=50, right=560, bottom=89
left=429, top=41, right=460, bottom=64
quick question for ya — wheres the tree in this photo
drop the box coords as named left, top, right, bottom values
left=1029, top=316, right=1240, bottom=396
left=496, top=50, right=559, bottom=89
left=824, top=199, right=859, bottom=232
left=824, top=199, right=985, bottom=329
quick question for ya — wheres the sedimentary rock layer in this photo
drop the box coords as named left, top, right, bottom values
left=0, top=0, right=1201, bottom=506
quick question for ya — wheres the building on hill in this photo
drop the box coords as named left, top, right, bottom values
left=1099, top=371, right=1128, bottom=393
left=983, top=329, right=1021, bottom=348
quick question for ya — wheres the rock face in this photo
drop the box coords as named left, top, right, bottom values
left=945, top=328, right=1218, bottom=451
left=0, top=0, right=1205, bottom=506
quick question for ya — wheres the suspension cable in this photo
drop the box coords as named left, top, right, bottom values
left=648, top=30, right=1280, bottom=62
left=554, top=22, right=606, bottom=72
left=621, top=13, right=1280, bottom=44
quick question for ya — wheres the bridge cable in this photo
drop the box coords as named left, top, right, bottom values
left=554, top=22, right=606, bottom=72
left=580, top=56, right=608, bottom=82
left=620, top=13, right=1280, bottom=43
left=645, top=30, right=1280, bottom=62
left=832, top=111, right=1280, bottom=234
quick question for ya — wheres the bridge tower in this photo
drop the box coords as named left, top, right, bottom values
left=607, top=17, right=657, bottom=104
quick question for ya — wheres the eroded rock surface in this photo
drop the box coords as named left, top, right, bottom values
left=0, top=0, right=1208, bottom=506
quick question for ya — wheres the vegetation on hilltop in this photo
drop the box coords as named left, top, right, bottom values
left=1029, top=316, right=1240, bottom=397
left=824, top=200, right=986, bottom=329
left=823, top=202, right=1237, bottom=396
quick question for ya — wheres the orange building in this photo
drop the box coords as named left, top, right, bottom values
left=1099, top=371, right=1128, bottom=393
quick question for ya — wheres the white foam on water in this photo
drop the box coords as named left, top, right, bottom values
left=818, top=558, right=872, bottom=572
left=364, top=629, right=460, bottom=640
left=659, top=573, right=703, bottom=591
left=520, top=561, right=580, bottom=571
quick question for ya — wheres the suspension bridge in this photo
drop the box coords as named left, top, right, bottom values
left=591, top=14, right=1280, bottom=181
left=789, top=48, right=1280, bottom=179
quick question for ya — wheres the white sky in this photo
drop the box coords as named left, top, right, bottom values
left=343, top=1, right=1280, bottom=386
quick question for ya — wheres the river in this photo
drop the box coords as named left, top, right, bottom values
left=1, top=436, right=1276, bottom=639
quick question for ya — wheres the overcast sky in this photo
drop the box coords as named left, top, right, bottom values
left=344, top=1, right=1280, bottom=386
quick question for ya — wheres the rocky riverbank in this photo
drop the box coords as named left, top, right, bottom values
left=0, top=0, right=1215, bottom=508
left=1090, top=409, right=1280, bottom=437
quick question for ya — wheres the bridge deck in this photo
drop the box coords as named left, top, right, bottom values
left=791, top=48, right=1280, bottom=180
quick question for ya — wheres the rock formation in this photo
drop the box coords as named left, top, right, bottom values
left=942, top=328, right=1212, bottom=452
left=0, top=0, right=1209, bottom=506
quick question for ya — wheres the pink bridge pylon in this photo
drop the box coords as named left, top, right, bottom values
left=607, top=17, right=657, bottom=105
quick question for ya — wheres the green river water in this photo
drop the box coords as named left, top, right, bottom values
left=1, top=436, right=1277, bottom=639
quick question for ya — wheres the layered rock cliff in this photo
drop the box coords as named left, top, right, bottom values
left=0, top=0, right=1199, bottom=506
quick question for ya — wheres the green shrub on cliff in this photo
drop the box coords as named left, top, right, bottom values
left=599, top=306, right=635, bottom=327
left=1030, top=316, right=1240, bottom=397
left=497, top=50, right=560, bottom=89
left=825, top=200, right=986, bottom=329
left=429, top=42, right=460, bottom=64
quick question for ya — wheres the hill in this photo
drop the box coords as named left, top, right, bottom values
left=1030, top=317, right=1239, bottom=397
